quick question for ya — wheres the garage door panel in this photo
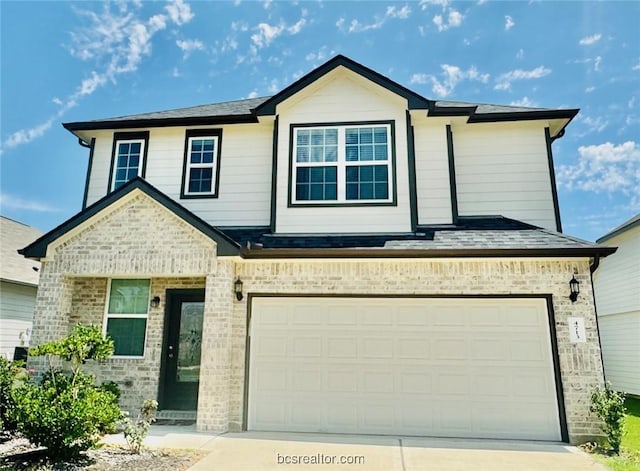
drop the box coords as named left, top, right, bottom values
left=248, top=297, right=561, bottom=440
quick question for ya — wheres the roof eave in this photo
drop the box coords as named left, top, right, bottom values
left=240, top=246, right=617, bottom=259
left=62, top=114, right=258, bottom=133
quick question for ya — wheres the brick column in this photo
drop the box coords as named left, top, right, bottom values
left=196, top=260, right=235, bottom=432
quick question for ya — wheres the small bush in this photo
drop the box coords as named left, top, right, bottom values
left=99, top=380, right=121, bottom=402
left=0, top=357, right=29, bottom=432
left=123, top=399, right=158, bottom=453
left=11, top=371, right=122, bottom=459
left=9, top=324, right=123, bottom=459
left=591, top=382, right=627, bottom=454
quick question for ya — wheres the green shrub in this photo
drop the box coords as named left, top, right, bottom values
left=99, top=380, right=121, bottom=402
left=123, top=399, right=158, bottom=453
left=0, top=357, right=29, bottom=432
left=11, top=371, right=122, bottom=459
left=591, top=382, right=627, bottom=454
left=9, top=324, right=123, bottom=459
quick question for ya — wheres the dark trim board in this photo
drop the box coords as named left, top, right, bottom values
left=269, top=115, right=279, bottom=232
left=406, top=111, right=418, bottom=231
left=64, top=114, right=258, bottom=132
left=545, top=127, right=563, bottom=233
left=243, top=293, right=569, bottom=442
left=446, top=124, right=459, bottom=223
left=81, top=137, right=96, bottom=210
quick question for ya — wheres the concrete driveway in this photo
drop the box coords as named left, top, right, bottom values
left=104, top=427, right=607, bottom=470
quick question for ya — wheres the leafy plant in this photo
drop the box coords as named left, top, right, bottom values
left=9, top=324, right=122, bottom=459
left=591, top=382, right=627, bottom=454
left=123, top=399, right=158, bottom=453
left=0, top=357, right=29, bottom=432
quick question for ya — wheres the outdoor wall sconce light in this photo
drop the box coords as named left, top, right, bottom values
left=569, top=276, right=580, bottom=303
left=150, top=296, right=161, bottom=308
left=234, top=278, right=244, bottom=301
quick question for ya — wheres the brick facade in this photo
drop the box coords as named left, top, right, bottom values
left=28, top=192, right=605, bottom=444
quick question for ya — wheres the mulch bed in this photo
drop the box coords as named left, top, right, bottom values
left=0, top=433, right=204, bottom=471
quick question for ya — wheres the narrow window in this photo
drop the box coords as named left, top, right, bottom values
left=181, top=130, right=222, bottom=198
left=109, top=131, right=149, bottom=191
left=104, top=279, right=150, bottom=357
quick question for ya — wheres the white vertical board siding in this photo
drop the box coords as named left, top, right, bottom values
left=412, top=115, right=453, bottom=224
left=453, top=123, right=557, bottom=230
left=275, top=68, right=412, bottom=233
left=598, top=312, right=640, bottom=395
left=593, top=227, right=640, bottom=316
left=0, top=282, right=36, bottom=359
left=84, top=124, right=273, bottom=226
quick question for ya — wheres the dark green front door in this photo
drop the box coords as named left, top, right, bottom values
left=161, top=289, right=204, bottom=410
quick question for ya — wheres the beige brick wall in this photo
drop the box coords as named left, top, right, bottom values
left=27, top=191, right=605, bottom=443
left=223, top=258, right=604, bottom=443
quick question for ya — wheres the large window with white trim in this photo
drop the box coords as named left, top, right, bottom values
left=181, top=129, right=222, bottom=198
left=291, top=122, right=394, bottom=205
left=104, top=279, right=150, bottom=357
left=109, top=131, right=149, bottom=191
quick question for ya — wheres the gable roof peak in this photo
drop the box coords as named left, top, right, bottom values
left=254, top=54, right=433, bottom=116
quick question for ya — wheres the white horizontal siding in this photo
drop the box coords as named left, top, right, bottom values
left=598, top=311, right=640, bottom=395
left=84, top=124, right=273, bottom=226
left=453, top=123, right=557, bottom=230
left=0, top=281, right=36, bottom=359
left=593, top=227, right=640, bottom=316
left=275, top=68, right=411, bottom=233
left=413, top=116, right=452, bottom=224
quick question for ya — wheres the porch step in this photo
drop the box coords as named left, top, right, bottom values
left=155, top=410, right=196, bottom=425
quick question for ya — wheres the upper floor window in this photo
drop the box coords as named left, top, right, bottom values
left=109, top=131, right=149, bottom=191
left=290, top=122, right=395, bottom=205
left=181, top=129, right=222, bottom=199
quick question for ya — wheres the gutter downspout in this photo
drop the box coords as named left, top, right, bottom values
left=78, top=138, right=91, bottom=148
left=589, top=253, right=607, bottom=385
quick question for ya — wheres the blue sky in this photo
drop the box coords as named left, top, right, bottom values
left=1, top=0, right=638, bottom=242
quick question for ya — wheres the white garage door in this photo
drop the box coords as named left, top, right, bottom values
left=248, top=297, right=561, bottom=441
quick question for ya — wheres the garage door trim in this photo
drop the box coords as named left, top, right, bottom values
left=242, top=293, right=568, bottom=442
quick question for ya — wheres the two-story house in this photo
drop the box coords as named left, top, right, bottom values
left=21, top=55, right=615, bottom=444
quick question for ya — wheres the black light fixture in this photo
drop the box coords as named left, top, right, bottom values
left=150, top=296, right=161, bottom=308
left=569, top=276, right=580, bottom=303
left=234, top=278, right=244, bottom=301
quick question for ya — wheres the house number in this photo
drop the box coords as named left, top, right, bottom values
left=568, top=317, right=586, bottom=343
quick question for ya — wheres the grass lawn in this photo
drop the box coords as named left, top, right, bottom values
left=596, top=396, right=640, bottom=471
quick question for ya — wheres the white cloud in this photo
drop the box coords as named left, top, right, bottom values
left=247, top=90, right=259, bottom=99
left=585, top=86, right=596, bottom=93
left=433, top=9, right=462, bottom=32
left=579, top=33, right=602, bottom=46
left=251, top=23, right=285, bottom=48
left=176, top=38, right=204, bottom=58
left=412, top=64, right=489, bottom=98
left=581, top=116, right=609, bottom=134
left=594, top=55, right=602, bottom=71
left=339, top=4, right=412, bottom=33
left=509, top=97, right=538, bottom=107
left=504, top=15, right=515, bottom=30
left=287, top=18, right=307, bottom=35
left=494, top=66, right=551, bottom=90
left=0, top=193, right=62, bottom=212
left=557, top=142, right=640, bottom=197
left=633, top=61, right=640, bottom=71
left=419, top=0, right=449, bottom=9
left=516, top=48, right=524, bottom=60
left=2, top=1, right=195, bottom=152
left=165, top=0, right=193, bottom=26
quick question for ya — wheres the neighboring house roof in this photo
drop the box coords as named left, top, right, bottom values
left=19, top=178, right=241, bottom=259
left=62, top=55, right=577, bottom=137
left=597, top=213, right=640, bottom=243
left=0, top=216, right=43, bottom=286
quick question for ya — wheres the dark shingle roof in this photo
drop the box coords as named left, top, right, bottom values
left=1, top=216, right=43, bottom=285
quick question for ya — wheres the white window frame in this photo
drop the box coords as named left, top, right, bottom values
left=183, top=135, right=219, bottom=196
left=103, top=278, right=150, bottom=359
left=291, top=123, right=394, bottom=205
left=111, top=138, right=146, bottom=191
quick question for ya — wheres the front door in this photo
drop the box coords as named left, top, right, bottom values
left=161, top=289, right=205, bottom=410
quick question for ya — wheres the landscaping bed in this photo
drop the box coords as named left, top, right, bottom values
left=0, top=433, right=204, bottom=471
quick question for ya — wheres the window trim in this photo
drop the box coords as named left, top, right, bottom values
left=103, top=278, right=151, bottom=359
left=180, top=129, right=223, bottom=199
left=108, top=131, right=149, bottom=192
left=287, top=120, right=397, bottom=207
